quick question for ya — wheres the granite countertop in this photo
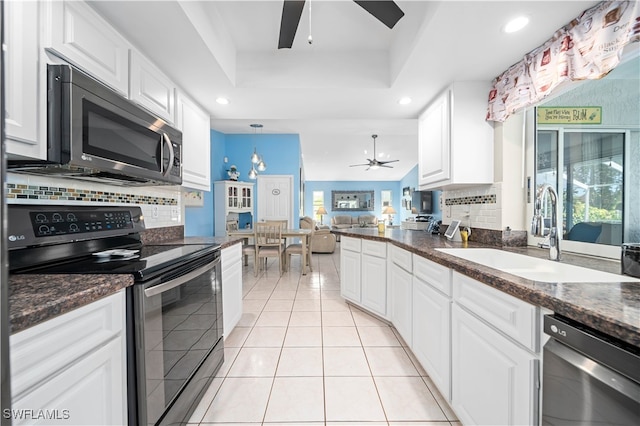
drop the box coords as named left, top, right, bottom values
left=333, top=228, right=640, bottom=347
left=8, top=273, right=134, bottom=334
left=8, top=237, right=243, bottom=335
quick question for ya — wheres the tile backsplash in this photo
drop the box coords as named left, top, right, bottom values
left=6, top=173, right=182, bottom=229
left=441, top=183, right=502, bottom=231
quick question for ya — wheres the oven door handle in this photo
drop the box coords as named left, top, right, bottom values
left=144, top=258, right=219, bottom=297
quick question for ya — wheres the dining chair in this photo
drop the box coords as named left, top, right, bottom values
left=255, top=222, right=285, bottom=276
left=285, top=229, right=313, bottom=274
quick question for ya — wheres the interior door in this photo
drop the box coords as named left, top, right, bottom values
left=257, top=175, right=294, bottom=227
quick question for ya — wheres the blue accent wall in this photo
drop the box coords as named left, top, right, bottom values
left=304, top=165, right=441, bottom=227
left=185, top=130, right=302, bottom=236
left=186, top=132, right=439, bottom=236
left=185, top=129, right=226, bottom=236
left=304, top=181, right=402, bottom=225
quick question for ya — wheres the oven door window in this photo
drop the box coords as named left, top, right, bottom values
left=143, top=261, right=221, bottom=425
left=83, top=100, right=164, bottom=171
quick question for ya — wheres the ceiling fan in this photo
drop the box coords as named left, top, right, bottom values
left=349, top=135, right=399, bottom=170
left=278, top=0, right=405, bottom=49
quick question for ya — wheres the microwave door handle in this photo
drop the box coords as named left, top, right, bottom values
left=144, top=258, right=219, bottom=297
left=162, top=133, right=175, bottom=177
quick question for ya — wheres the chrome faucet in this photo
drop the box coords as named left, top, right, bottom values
left=531, top=184, right=561, bottom=261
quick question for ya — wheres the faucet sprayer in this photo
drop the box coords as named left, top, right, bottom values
left=531, top=184, right=561, bottom=261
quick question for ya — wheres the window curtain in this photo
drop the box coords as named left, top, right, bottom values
left=487, top=0, right=639, bottom=122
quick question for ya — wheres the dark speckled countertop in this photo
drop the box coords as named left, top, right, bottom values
left=333, top=228, right=640, bottom=348
left=8, top=237, right=244, bottom=335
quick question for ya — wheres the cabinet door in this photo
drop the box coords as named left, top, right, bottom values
left=130, top=50, right=175, bottom=124
left=389, top=263, right=412, bottom=346
left=452, top=304, right=539, bottom=426
left=413, top=277, right=451, bottom=401
left=12, top=337, right=127, bottom=426
left=418, top=89, right=450, bottom=187
left=340, top=249, right=361, bottom=303
left=222, top=244, right=243, bottom=337
left=4, top=0, right=44, bottom=159
left=46, top=0, right=130, bottom=94
left=177, top=92, right=211, bottom=191
left=361, top=253, right=387, bottom=317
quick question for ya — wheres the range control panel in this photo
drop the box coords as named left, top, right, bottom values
left=30, top=210, right=133, bottom=237
left=7, top=204, right=145, bottom=249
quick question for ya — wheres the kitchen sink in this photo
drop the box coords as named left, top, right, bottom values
left=435, top=248, right=640, bottom=283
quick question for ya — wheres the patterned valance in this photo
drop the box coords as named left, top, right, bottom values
left=487, top=0, right=639, bottom=122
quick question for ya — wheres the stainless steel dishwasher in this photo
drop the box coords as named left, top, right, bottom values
left=542, top=315, right=640, bottom=425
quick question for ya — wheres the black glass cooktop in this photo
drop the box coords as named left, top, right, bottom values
left=14, top=243, right=220, bottom=281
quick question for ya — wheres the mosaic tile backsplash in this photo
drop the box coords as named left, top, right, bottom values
left=442, top=183, right=502, bottom=231
left=6, top=173, right=183, bottom=229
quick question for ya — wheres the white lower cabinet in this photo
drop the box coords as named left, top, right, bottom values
left=452, top=304, right=539, bottom=426
left=340, top=237, right=387, bottom=318
left=222, top=243, right=243, bottom=337
left=340, top=243, right=361, bottom=302
left=412, top=273, right=451, bottom=401
left=389, top=262, right=412, bottom=346
left=10, top=291, right=127, bottom=425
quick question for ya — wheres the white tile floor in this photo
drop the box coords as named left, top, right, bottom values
left=188, top=246, right=459, bottom=425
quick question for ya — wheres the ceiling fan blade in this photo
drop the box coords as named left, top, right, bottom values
left=349, top=163, right=370, bottom=167
left=278, top=0, right=306, bottom=49
left=378, top=159, right=399, bottom=165
left=353, top=1, right=404, bottom=29
left=379, top=164, right=394, bottom=168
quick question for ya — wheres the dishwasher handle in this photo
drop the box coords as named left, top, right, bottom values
left=544, top=338, right=640, bottom=403
left=544, top=315, right=640, bottom=384
left=144, top=257, right=219, bottom=297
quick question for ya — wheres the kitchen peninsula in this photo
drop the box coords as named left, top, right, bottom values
left=333, top=227, right=640, bottom=345
left=333, top=226, right=639, bottom=425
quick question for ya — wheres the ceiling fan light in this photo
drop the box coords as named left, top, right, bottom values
left=370, top=164, right=380, bottom=170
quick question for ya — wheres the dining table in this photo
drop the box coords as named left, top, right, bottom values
left=227, top=228, right=314, bottom=275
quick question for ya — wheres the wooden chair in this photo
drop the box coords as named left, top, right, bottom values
left=285, top=230, right=314, bottom=273
left=255, top=222, right=285, bottom=276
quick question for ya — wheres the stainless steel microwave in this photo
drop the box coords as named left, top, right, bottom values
left=9, top=64, right=182, bottom=186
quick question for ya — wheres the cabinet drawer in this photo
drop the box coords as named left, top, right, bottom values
left=390, top=245, right=412, bottom=272
left=222, top=243, right=242, bottom=269
left=413, top=255, right=451, bottom=296
left=362, top=240, right=386, bottom=258
left=453, top=272, right=538, bottom=351
left=10, top=291, right=125, bottom=398
left=342, top=236, right=361, bottom=252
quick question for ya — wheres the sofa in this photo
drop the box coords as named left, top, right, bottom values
left=300, top=216, right=337, bottom=253
left=331, top=214, right=378, bottom=229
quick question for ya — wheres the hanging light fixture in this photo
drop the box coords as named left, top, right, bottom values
left=249, top=123, right=267, bottom=179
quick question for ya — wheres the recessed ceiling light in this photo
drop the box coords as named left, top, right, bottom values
left=504, top=16, right=529, bottom=33
left=398, top=97, right=412, bottom=105
left=216, top=97, right=230, bottom=105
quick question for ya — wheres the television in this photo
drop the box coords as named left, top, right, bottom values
left=412, top=190, right=433, bottom=214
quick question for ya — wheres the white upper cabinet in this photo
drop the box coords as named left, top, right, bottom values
left=130, top=50, right=176, bottom=124
left=177, top=92, right=211, bottom=191
left=4, top=0, right=44, bottom=159
left=44, top=0, right=130, bottom=95
left=418, top=81, right=494, bottom=190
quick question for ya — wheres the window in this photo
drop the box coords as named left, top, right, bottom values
left=312, top=190, right=324, bottom=222
left=535, top=129, right=626, bottom=246
left=381, top=190, right=392, bottom=207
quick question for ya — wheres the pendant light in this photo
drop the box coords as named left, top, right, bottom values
left=249, top=123, right=266, bottom=179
